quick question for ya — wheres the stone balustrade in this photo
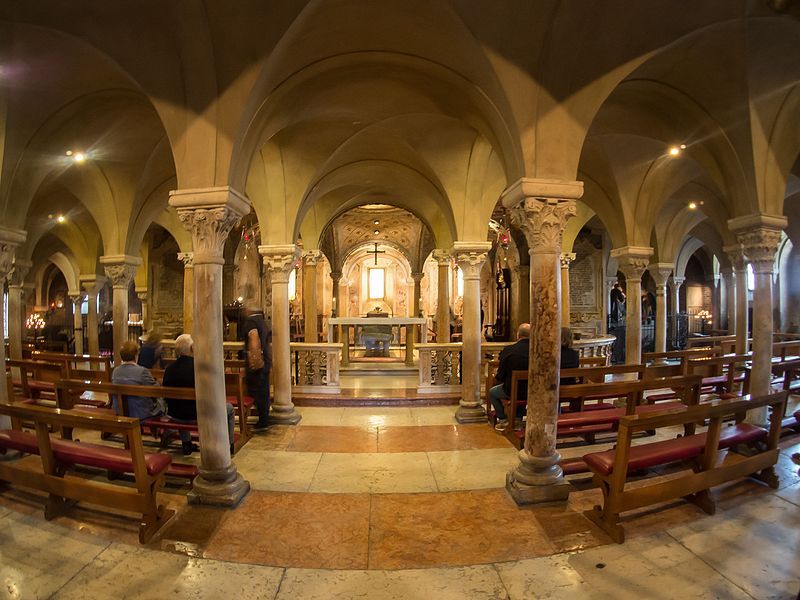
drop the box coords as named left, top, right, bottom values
left=417, top=342, right=463, bottom=393
left=573, top=335, right=615, bottom=358
left=290, top=342, right=342, bottom=394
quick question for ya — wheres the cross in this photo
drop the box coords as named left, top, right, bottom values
left=368, top=242, right=386, bottom=265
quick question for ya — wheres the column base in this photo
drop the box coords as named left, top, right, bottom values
left=506, top=471, right=573, bottom=506
left=455, top=403, right=487, bottom=423
left=505, top=449, right=573, bottom=506
left=269, top=406, right=302, bottom=425
left=188, top=465, right=250, bottom=507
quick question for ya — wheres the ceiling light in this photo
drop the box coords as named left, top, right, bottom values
left=688, top=202, right=697, bottom=210
left=669, top=146, right=681, bottom=156
left=374, top=220, right=380, bottom=225
left=680, top=144, right=687, bottom=149
left=72, top=152, right=87, bottom=163
left=374, top=230, right=379, bottom=235
left=56, top=215, right=66, bottom=223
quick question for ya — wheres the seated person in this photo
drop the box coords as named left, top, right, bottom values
left=489, top=323, right=530, bottom=432
left=560, top=327, right=581, bottom=412
left=137, top=330, right=164, bottom=369
left=111, top=340, right=164, bottom=420
left=163, top=334, right=235, bottom=456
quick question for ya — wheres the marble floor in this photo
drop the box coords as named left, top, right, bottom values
left=1, top=401, right=799, bottom=599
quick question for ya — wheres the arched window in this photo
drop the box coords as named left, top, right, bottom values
left=368, top=268, right=385, bottom=299
left=288, top=268, right=297, bottom=300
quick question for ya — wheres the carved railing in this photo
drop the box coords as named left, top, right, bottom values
left=417, top=343, right=462, bottom=393
left=573, top=335, right=615, bottom=358
left=290, top=342, right=342, bottom=394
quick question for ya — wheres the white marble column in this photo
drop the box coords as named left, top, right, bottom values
left=731, top=215, right=786, bottom=424
left=453, top=242, right=491, bottom=423
left=722, top=269, right=735, bottom=334
left=503, top=179, right=580, bottom=505
left=170, top=186, right=251, bottom=506
left=0, top=227, right=27, bottom=426
left=611, top=247, right=653, bottom=365
left=725, top=244, right=749, bottom=355
left=433, top=249, right=451, bottom=343
left=560, top=253, right=575, bottom=327
left=80, top=276, right=105, bottom=357
left=302, top=250, right=322, bottom=342
left=648, top=263, right=673, bottom=355
left=100, top=255, right=140, bottom=363
left=8, top=259, right=31, bottom=360
left=136, top=287, right=150, bottom=332
left=178, top=252, right=194, bottom=334
left=260, top=244, right=302, bottom=425
left=69, top=292, right=85, bottom=355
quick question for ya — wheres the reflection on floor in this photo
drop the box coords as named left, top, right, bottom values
left=1, top=399, right=799, bottom=599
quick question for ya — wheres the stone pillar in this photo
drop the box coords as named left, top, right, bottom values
left=452, top=242, right=491, bottom=423
left=260, top=244, right=302, bottom=425
left=80, top=276, right=105, bottom=357
left=411, top=272, right=424, bottom=317
left=648, top=264, right=673, bottom=355
left=69, top=292, right=85, bottom=355
left=560, top=253, right=575, bottom=327
left=604, top=276, right=616, bottom=334
left=302, top=250, right=322, bottom=342
left=330, top=271, right=342, bottom=318
left=611, top=247, right=653, bottom=365
left=170, top=187, right=251, bottom=506
left=517, top=265, right=531, bottom=326
left=432, top=249, right=451, bottom=343
left=502, top=178, right=580, bottom=505
left=8, top=259, right=31, bottom=360
left=178, top=252, right=194, bottom=334
left=722, top=269, right=735, bottom=334
left=136, top=287, right=150, bottom=332
left=671, top=277, right=685, bottom=349
left=0, top=227, right=27, bottom=425
left=731, top=215, right=786, bottom=422
left=725, top=244, right=749, bottom=355
left=100, top=255, right=140, bottom=363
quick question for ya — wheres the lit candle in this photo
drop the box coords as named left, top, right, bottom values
left=332, top=297, right=337, bottom=309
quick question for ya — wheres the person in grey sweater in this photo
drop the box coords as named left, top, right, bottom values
left=111, top=340, right=164, bottom=420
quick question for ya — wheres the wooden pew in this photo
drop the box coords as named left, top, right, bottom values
left=686, top=354, right=751, bottom=399
left=0, top=401, right=177, bottom=543
left=6, top=358, right=67, bottom=404
left=583, top=391, right=786, bottom=543
left=769, top=357, right=800, bottom=433
left=642, top=347, right=720, bottom=364
left=31, top=351, right=113, bottom=382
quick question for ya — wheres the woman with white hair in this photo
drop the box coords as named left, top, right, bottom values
left=162, top=334, right=236, bottom=455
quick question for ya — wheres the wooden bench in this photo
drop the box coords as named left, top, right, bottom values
left=769, top=357, right=800, bottom=433
left=642, top=347, right=720, bottom=364
left=6, top=358, right=67, bottom=403
left=0, top=401, right=177, bottom=543
left=31, top=351, right=113, bottom=382
left=583, top=391, right=787, bottom=543
left=686, top=354, right=751, bottom=399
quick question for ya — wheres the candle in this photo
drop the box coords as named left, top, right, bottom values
left=332, top=297, right=337, bottom=309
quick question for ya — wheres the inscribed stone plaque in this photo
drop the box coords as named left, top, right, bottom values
left=569, top=240, right=600, bottom=311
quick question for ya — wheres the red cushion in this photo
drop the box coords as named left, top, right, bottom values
left=701, top=375, right=728, bottom=386
left=584, top=423, right=767, bottom=476
left=28, top=381, right=55, bottom=392
left=559, top=407, right=624, bottom=427
left=142, top=417, right=198, bottom=431
left=166, top=462, right=199, bottom=479
left=50, top=438, right=172, bottom=477
left=560, top=457, right=590, bottom=475
left=0, top=429, right=40, bottom=454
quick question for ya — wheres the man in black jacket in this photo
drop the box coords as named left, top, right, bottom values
left=242, top=304, right=271, bottom=429
left=489, top=323, right=530, bottom=432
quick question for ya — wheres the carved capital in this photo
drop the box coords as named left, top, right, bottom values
left=509, top=198, right=576, bottom=254
left=672, top=276, right=686, bottom=290
left=610, top=246, right=653, bottom=281
left=9, top=258, right=32, bottom=286
left=411, top=272, right=424, bottom=283
left=80, top=275, right=108, bottom=296
left=260, top=244, right=300, bottom=284
left=68, top=292, right=85, bottom=306
left=177, top=252, right=195, bottom=268
left=303, top=249, right=323, bottom=267
left=432, top=249, right=451, bottom=266
left=452, top=242, right=491, bottom=280
left=103, top=263, right=137, bottom=288
left=723, top=244, right=747, bottom=272
left=647, top=263, right=674, bottom=286
left=559, top=252, right=576, bottom=269
left=737, top=227, right=782, bottom=274
left=0, top=226, right=26, bottom=279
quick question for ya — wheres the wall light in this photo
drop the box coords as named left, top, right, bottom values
left=669, top=146, right=681, bottom=156
left=688, top=202, right=697, bottom=210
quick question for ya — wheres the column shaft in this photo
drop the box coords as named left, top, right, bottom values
left=178, top=253, right=194, bottom=334
left=70, top=295, right=85, bottom=355
left=101, top=256, right=140, bottom=363
left=560, top=253, right=575, bottom=327
left=612, top=247, right=653, bottom=365
left=0, top=227, right=27, bottom=426
left=723, top=271, right=736, bottom=335
left=8, top=286, right=23, bottom=359
left=433, top=250, right=451, bottom=343
left=302, top=251, right=321, bottom=342
left=648, top=264, right=673, bottom=355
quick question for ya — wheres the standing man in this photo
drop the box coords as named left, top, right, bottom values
left=243, top=304, right=271, bottom=430
left=488, top=323, right=530, bottom=432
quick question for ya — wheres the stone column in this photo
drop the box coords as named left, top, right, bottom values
left=0, top=227, right=26, bottom=425
left=452, top=242, right=491, bottom=423
left=671, top=277, right=685, bottom=349
left=178, top=252, right=194, bottom=334
left=648, top=264, right=673, bottom=355
left=69, top=292, right=85, bottom=355
left=136, top=287, right=150, bottom=332
left=560, top=253, right=576, bottom=327
left=611, top=247, right=653, bottom=365
left=80, top=276, right=105, bottom=357
left=170, top=186, right=251, bottom=506
left=432, top=249, right=451, bottom=343
left=722, top=269, right=735, bottom=334
left=330, top=271, right=342, bottom=318
left=725, top=244, right=749, bottom=355
left=302, top=250, right=322, bottom=342
left=517, top=265, right=531, bottom=326
left=411, top=272, right=424, bottom=317
left=100, top=255, right=140, bottom=363
left=731, top=215, right=786, bottom=418
left=708, top=274, right=721, bottom=332
left=8, top=259, right=31, bottom=360
left=503, top=187, right=578, bottom=504
left=260, top=244, right=302, bottom=425
left=604, top=276, right=616, bottom=333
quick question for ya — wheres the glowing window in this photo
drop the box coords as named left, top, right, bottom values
left=80, top=296, right=99, bottom=315
left=288, top=268, right=297, bottom=300
left=369, top=268, right=385, bottom=299
left=457, top=267, right=464, bottom=298
left=746, top=264, right=755, bottom=292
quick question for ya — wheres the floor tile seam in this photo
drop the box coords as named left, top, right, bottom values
left=366, top=493, right=375, bottom=570
left=242, top=447, right=514, bottom=456
left=424, top=451, right=442, bottom=493
left=48, top=538, right=113, bottom=598
left=664, top=529, right=759, bottom=600
left=770, top=489, right=800, bottom=509
left=271, top=567, right=288, bottom=600
left=490, top=561, right=513, bottom=599
left=305, top=452, right=325, bottom=493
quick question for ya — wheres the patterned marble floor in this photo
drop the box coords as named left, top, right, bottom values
left=1, top=402, right=799, bottom=599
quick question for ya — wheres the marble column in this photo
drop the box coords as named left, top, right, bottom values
left=725, top=244, right=749, bottom=355
left=178, top=252, right=194, bottom=334
left=560, top=253, right=575, bottom=327
left=170, top=186, right=251, bottom=506
left=69, top=292, right=85, bottom=355
left=411, top=272, right=424, bottom=317
left=604, top=276, right=616, bottom=334
left=722, top=269, right=735, bottom=334
left=8, top=259, right=31, bottom=360
left=611, top=247, right=653, bottom=365
left=504, top=190, right=578, bottom=505
left=302, top=250, right=322, bottom=342
left=671, top=277, right=685, bottom=349
left=453, top=242, right=491, bottom=423
left=0, top=227, right=26, bottom=426
left=731, top=215, right=786, bottom=424
left=135, top=287, right=150, bottom=332
left=100, top=255, right=140, bottom=363
left=648, top=264, right=673, bottom=355
left=432, top=249, right=451, bottom=343
left=517, top=265, right=531, bottom=326
left=260, top=244, right=302, bottom=425
left=80, top=276, right=105, bottom=357
left=330, top=271, right=342, bottom=318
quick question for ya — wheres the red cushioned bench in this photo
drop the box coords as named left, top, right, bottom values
left=583, top=391, right=787, bottom=543
left=0, top=401, right=177, bottom=544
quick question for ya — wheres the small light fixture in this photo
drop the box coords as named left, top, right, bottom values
left=237, top=296, right=244, bottom=303
left=374, top=229, right=379, bottom=235
left=680, top=144, right=687, bottom=149
left=56, top=215, right=66, bottom=223
left=669, top=146, right=681, bottom=156
left=373, top=220, right=380, bottom=225
left=67, top=150, right=87, bottom=163
left=688, top=201, right=697, bottom=210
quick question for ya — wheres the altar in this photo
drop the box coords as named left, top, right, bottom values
left=327, top=317, right=428, bottom=366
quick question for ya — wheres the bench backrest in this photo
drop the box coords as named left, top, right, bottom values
left=55, top=379, right=195, bottom=416
left=579, top=355, right=610, bottom=368
left=772, top=340, right=800, bottom=360
left=31, top=352, right=113, bottom=382
left=6, top=358, right=66, bottom=395
left=561, top=363, right=646, bottom=384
